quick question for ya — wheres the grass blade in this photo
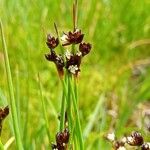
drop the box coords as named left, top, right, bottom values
left=38, top=74, right=51, bottom=142
left=0, top=20, right=24, bottom=150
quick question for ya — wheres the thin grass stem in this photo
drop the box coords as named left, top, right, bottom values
left=69, top=75, right=84, bottom=150
left=38, top=74, right=51, bottom=142
left=0, top=20, right=24, bottom=150
left=59, top=88, right=65, bottom=131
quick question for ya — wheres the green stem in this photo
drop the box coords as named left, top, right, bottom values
left=74, top=77, right=78, bottom=100
left=38, top=74, right=51, bottom=142
left=0, top=21, right=24, bottom=150
left=59, top=88, right=65, bottom=131
left=69, top=76, right=84, bottom=150
left=67, top=74, right=73, bottom=131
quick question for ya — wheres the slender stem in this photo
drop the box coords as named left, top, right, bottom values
left=71, top=44, right=76, bottom=54
left=69, top=76, right=84, bottom=150
left=73, top=0, right=78, bottom=31
left=74, top=77, right=78, bottom=100
left=38, top=74, right=51, bottom=142
left=59, top=88, right=66, bottom=131
left=67, top=74, right=73, bottom=131
left=15, top=66, right=22, bottom=135
left=0, top=20, right=24, bottom=150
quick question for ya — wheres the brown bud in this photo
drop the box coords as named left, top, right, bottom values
left=79, top=42, right=92, bottom=56
left=62, top=29, right=84, bottom=46
left=0, top=106, right=9, bottom=135
left=141, top=143, right=150, bottom=150
left=127, top=131, right=143, bottom=146
left=46, top=34, right=59, bottom=49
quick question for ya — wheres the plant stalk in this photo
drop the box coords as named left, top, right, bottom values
left=0, top=20, right=24, bottom=150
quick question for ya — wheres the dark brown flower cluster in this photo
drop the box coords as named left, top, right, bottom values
left=0, top=106, right=9, bottom=135
left=52, top=128, right=69, bottom=150
left=106, top=131, right=150, bottom=150
left=45, top=28, right=92, bottom=77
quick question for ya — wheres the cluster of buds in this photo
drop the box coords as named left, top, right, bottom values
left=106, top=131, right=150, bottom=150
left=0, top=106, right=9, bottom=135
left=52, top=128, right=70, bottom=150
left=45, top=28, right=92, bottom=77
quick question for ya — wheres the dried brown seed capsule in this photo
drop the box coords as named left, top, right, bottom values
left=79, top=42, right=92, bottom=56
left=61, top=29, right=84, bottom=46
left=0, top=106, right=9, bottom=120
left=66, top=54, right=81, bottom=75
left=51, top=143, right=58, bottom=150
left=127, top=131, right=143, bottom=146
left=114, top=141, right=125, bottom=150
left=46, top=34, right=59, bottom=49
left=141, top=143, right=150, bottom=150
left=0, top=106, right=9, bottom=135
left=56, top=128, right=69, bottom=145
left=45, top=51, right=65, bottom=77
left=45, top=51, right=57, bottom=62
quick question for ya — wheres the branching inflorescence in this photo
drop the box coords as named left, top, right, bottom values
left=45, top=0, right=91, bottom=150
left=106, top=131, right=150, bottom=150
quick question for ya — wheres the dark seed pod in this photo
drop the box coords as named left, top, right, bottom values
left=51, top=143, right=58, bottom=149
left=127, top=131, right=143, bottom=146
left=46, top=34, right=59, bottom=49
left=113, top=140, right=125, bottom=150
left=45, top=51, right=65, bottom=77
left=79, top=42, right=92, bottom=56
left=56, top=128, right=69, bottom=146
left=0, top=106, right=9, bottom=135
left=141, top=143, right=150, bottom=150
left=62, top=29, right=84, bottom=46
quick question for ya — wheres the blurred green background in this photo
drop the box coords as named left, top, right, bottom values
left=0, top=0, right=150, bottom=149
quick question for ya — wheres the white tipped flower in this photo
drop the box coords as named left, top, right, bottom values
left=65, top=50, right=72, bottom=59
left=141, top=142, right=150, bottom=150
left=74, top=28, right=80, bottom=33
left=126, top=136, right=134, bottom=144
left=61, top=34, right=68, bottom=44
left=107, top=132, right=115, bottom=142
left=121, top=137, right=127, bottom=144
left=76, top=51, right=82, bottom=56
left=118, top=146, right=126, bottom=150
left=68, top=65, right=78, bottom=74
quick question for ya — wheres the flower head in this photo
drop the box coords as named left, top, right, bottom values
left=0, top=106, right=9, bottom=135
left=45, top=51, right=64, bottom=77
left=141, top=143, right=150, bottom=150
left=66, top=54, right=82, bottom=75
left=46, top=34, right=59, bottom=49
left=107, top=132, right=115, bottom=142
left=61, top=29, right=84, bottom=46
left=52, top=128, right=69, bottom=150
left=126, top=131, right=143, bottom=146
left=79, top=42, right=92, bottom=56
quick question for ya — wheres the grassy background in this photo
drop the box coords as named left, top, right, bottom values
left=0, top=0, right=150, bottom=149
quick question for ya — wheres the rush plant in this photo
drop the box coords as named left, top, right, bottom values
left=44, top=0, right=92, bottom=149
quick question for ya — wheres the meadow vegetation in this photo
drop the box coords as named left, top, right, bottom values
left=0, top=0, right=150, bottom=149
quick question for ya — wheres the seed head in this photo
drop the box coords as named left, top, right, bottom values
left=126, top=131, right=143, bottom=146
left=141, top=143, right=150, bottom=150
left=52, top=128, right=69, bottom=150
left=66, top=54, right=81, bottom=75
left=45, top=51, right=64, bottom=77
left=61, top=29, right=84, bottom=46
left=79, top=42, right=92, bottom=56
left=0, top=106, right=9, bottom=135
left=46, top=34, right=59, bottom=49
left=107, top=132, right=115, bottom=142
